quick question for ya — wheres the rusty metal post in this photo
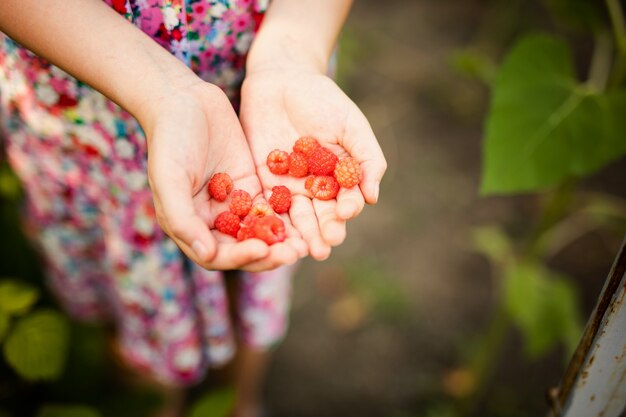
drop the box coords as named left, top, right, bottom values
left=553, top=238, right=626, bottom=417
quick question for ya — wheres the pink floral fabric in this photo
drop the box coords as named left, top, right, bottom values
left=0, top=0, right=294, bottom=385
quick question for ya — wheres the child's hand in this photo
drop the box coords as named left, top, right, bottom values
left=240, top=69, right=387, bottom=260
left=142, top=82, right=307, bottom=271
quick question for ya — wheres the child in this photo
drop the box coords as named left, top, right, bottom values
left=0, top=0, right=386, bottom=416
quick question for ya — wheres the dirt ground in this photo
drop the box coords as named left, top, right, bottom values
left=263, top=1, right=625, bottom=416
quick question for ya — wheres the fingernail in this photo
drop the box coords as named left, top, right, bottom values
left=373, top=183, right=380, bottom=203
left=192, top=240, right=208, bottom=260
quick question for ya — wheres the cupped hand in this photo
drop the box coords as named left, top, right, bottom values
left=240, top=69, right=387, bottom=260
left=140, top=82, right=307, bottom=271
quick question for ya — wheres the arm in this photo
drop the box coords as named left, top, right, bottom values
left=0, top=0, right=190, bottom=126
left=247, top=0, right=353, bottom=74
left=241, top=0, right=387, bottom=259
left=0, top=0, right=307, bottom=270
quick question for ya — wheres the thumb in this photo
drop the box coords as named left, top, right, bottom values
left=342, top=107, right=387, bottom=204
left=150, top=170, right=217, bottom=263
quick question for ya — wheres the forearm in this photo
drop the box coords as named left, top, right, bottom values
left=246, top=0, right=353, bottom=73
left=0, top=0, right=199, bottom=125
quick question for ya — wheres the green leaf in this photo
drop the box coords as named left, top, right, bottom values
left=4, top=309, right=70, bottom=380
left=470, top=226, right=514, bottom=264
left=188, top=387, right=235, bottom=417
left=37, top=405, right=100, bottom=417
left=0, top=163, right=21, bottom=201
left=0, top=279, right=39, bottom=315
left=481, top=34, right=626, bottom=194
left=503, top=261, right=582, bottom=358
left=0, top=311, right=9, bottom=343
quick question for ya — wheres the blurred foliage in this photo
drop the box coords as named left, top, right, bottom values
left=503, top=261, right=581, bottom=357
left=188, top=387, right=235, bottom=417
left=36, top=405, right=100, bottom=417
left=481, top=34, right=626, bottom=194
left=4, top=308, right=69, bottom=381
left=440, top=0, right=626, bottom=416
left=344, top=260, right=409, bottom=321
left=0, top=279, right=39, bottom=316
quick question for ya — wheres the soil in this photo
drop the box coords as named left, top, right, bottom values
left=263, top=1, right=625, bottom=416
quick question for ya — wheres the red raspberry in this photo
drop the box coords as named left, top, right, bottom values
left=208, top=172, right=233, bottom=202
left=293, top=136, right=320, bottom=157
left=267, top=149, right=289, bottom=175
left=304, top=175, right=315, bottom=191
left=249, top=202, right=273, bottom=218
left=288, top=152, right=309, bottom=177
left=237, top=215, right=258, bottom=241
left=334, top=157, right=362, bottom=188
left=268, top=185, right=292, bottom=214
left=308, top=147, right=339, bottom=176
left=214, top=211, right=240, bottom=237
left=229, top=190, right=252, bottom=217
left=308, top=175, right=340, bottom=201
left=253, top=215, right=286, bottom=245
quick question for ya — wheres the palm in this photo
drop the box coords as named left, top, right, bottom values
left=147, top=84, right=306, bottom=271
left=241, top=71, right=371, bottom=259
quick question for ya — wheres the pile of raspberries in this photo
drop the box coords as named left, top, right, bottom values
left=209, top=137, right=362, bottom=245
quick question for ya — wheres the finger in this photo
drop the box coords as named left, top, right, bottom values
left=312, top=199, right=347, bottom=247
left=342, top=109, right=387, bottom=204
left=336, top=186, right=365, bottom=220
left=290, top=195, right=332, bottom=260
left=179, top=237, right=270, bottom=270
left=242, top=241, right=301, bottom=272
left=152, top=186, right=217, bottom=264
left=280, top=217, right=309, bottom=258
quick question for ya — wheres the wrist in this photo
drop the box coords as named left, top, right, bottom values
left=246, top=30, right=329, bottom=74
left=135, top=78, right=224, bottom=144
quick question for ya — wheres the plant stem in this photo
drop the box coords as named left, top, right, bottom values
left=587, top=31, right=612, bottom=92
left=606, top=0, right=626, bottom=87
left=456, top=304, right=511, bottom=417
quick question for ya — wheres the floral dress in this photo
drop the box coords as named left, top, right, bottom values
left=0, top=0, right=294, bottom=385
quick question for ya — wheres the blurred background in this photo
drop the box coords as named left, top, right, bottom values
left=1, top=0, right=626, bottom=416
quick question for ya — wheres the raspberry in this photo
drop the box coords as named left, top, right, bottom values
left=334, top=157, right=362, bottom=188
left=214, top=211, right=240, bottom=237
left=267, top=149, right=289, bottom=175
left=253, top=215, right=286, bottom=245
left=304, top=175, right=315, bottom=191
left=269, top=185, right=292, bottom=214
left=288, top=152, right=309, bottom=177
left=208, top=172, right=233, bottom=202
left=308, top=175, right=340, bottom=200
left=293, top=136, right=320, bottom=157
left=308, top=146, right=339, bottom=176
left=237, top=215, right=258, bottom=241
left=229, top=190, right=252, bottom=217
left=249, top=202, right=273, bottom=218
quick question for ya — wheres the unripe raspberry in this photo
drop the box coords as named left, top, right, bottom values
left=248, top=202, right=273, bottom=218
left=269, top=185, right=292, bottom=214
left=208, top=172, right=233, bottom=202
left=334, top=157, right=362, bottom=188
left=229, top=190, right=252, bottom=217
